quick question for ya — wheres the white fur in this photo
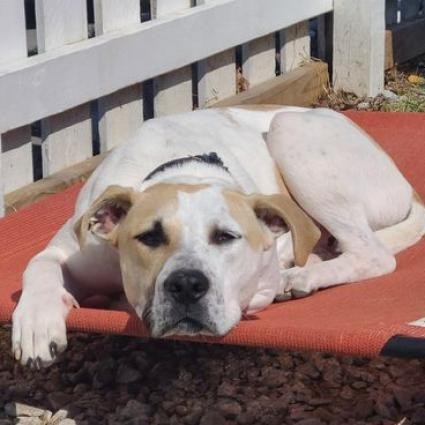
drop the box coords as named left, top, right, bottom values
left=12, top=106, right=425, bottom=367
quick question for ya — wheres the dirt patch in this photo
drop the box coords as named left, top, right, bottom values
left=316, top=54, right=425, bottom=112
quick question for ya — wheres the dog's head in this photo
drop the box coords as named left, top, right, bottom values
left=75, top=183, right=320, bottom=337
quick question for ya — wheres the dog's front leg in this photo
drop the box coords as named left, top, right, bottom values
left=12, top=220, right=80, bottom=368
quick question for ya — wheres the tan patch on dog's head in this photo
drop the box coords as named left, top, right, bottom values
left=223, top=191, right=266, bottom=250
left=74, top=183, right=208, bottom=306
left=223, top=189, right=321, bottom=265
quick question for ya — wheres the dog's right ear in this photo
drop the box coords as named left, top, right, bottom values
left=74, top=185, right=135, bottom=248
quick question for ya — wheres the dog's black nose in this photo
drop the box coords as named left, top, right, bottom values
left=164, top=269, right=209, bottom=304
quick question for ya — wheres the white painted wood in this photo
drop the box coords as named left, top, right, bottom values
left=153, top=67, right=193, bottom=116
left=151, top=0, right=193, bottom=116
left=0, top=0, right=334, bottom=133
left=385, top=0, right=398, bottom=25
left=151, top=0, right=193, bottom=17
left=0, top=0, right=32, bottom=213
left=1, top=126, right=33, bottom=193
left=333, top=0, right=385, bottom=97
left=36, top=0, right=92, bottom=176
left=94, top=0, right=141, bottom=34
left=97, top=85, right=144, bottom=151
left=36, top=0, right=88, bottom=51
left=280, top=21, right=311, bottom=73
left=94, top=0, right=143, bottom=151
left=197, top=48, right=236, bottom=107
left=400, top=0, right=422, bottom=22
left=0, top=0, right=27, bottom=62
left=196, top=0, right=236, bottom=107
left=40, top=105, right=92, bottom=175
left=242, top=34, right=276, bottom=88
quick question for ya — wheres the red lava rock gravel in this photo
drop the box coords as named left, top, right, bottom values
left=1, top=327, right=425, bottom=425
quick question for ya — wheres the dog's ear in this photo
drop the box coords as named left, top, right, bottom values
left=74, top=185, right=135, bottom=248
left=248, top=194, right=321, bottom=266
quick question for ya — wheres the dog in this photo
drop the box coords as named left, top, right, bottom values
left=12, top=105, right=425, bottom=368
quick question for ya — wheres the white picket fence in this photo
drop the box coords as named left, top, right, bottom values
left=0, top=0, right=412, bottom=214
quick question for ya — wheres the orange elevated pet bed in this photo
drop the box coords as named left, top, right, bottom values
left=1, top=111, right=425, bottom=358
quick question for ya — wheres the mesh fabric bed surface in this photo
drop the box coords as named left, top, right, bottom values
left=1, top=111, right=425, bottom=357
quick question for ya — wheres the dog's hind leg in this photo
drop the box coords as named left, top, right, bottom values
left=267, top=108, right=413, bottom=298
left=278, top=203, right=396, bottom=298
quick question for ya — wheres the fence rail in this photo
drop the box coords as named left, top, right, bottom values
left=0, top=0, right=419, bottom=214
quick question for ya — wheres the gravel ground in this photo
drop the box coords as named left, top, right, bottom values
left=1, top=326, right=425, bottom=425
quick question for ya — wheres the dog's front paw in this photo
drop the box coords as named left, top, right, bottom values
left=276, top=267, right=318, bottom=300
left=12, top=289, right=77, bottom=368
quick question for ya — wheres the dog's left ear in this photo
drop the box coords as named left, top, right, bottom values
left=74, top=185, right=135, bottom=248
left=248, top=194, right=321, bottom=266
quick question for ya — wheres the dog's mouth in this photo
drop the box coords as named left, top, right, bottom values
left=175, top=317, right=205, bottom=333
left=157, top=316, right=216, bottom=338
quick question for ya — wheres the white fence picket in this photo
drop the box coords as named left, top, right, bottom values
left=94, top=0, right=141, bottom=33
left=0, top=0, right=32, bottom=214
left=36, top=0, right=93, bottom=176
left=333, top=0, right=385, bottom=97
left=196, top=0, right=236, bottom=107
left=94, top=0, right=143, bottom=151
left=280, top=21, right=311, bottom=73
left=151, top=0, right=193, bottom=116
left=400, top=0, right=422, bottom=22
left=241, top=34, right=276, bottom=88
left=1, top=126, right=32, bottom=194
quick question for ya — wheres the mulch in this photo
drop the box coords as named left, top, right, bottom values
left=1, top=327, right=425, bottom=425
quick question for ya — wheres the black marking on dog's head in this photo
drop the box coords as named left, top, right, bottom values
left=135, top=220, right=169, bottom=248
left=143, top=152, right=229, bottom=182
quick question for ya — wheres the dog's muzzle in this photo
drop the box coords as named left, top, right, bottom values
left=158, top=268, right=215, bottom=335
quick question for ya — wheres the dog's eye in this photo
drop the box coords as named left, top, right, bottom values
left=135, top=222, right=168, bottom=248
left=211, top=229, right=241, bottom=245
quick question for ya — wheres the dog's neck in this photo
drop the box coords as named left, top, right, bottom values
left=138, top=152, right=238, bottom=191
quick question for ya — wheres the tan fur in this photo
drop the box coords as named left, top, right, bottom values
left=73, top=185, right=135, bottom=248
left=414, top=191, right=424, bottom=206
left=223, top=191, right=267, bottom=251
left=117, top=209, right=180, bottom=308
left=273, top=163, right=291, bottom=197
left=224, top=190, right=321, bottom=266
left=75, top=183, right=210, bottom=306
left=253, top=194, right=321, bottom=266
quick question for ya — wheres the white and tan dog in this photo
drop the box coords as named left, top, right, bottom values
left=12, top=106, right=425, bottom=367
